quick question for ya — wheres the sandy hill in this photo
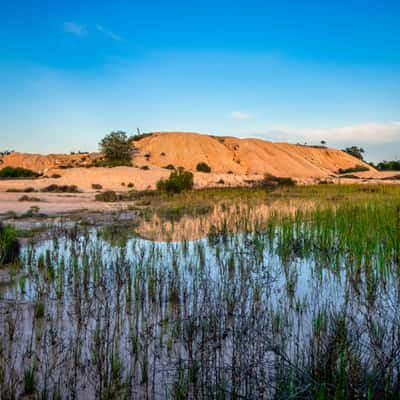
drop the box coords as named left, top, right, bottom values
left=0, top=131, right=372, bottom=179
left=133, top=132, right=372, bottom=178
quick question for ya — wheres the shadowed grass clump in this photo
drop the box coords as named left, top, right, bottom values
left=0, top=222, right=20, bottom=266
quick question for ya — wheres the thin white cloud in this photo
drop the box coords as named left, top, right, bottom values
left=96, top=24, right=123, bottom=41
left=242, top=121, right=400, bottom=145
left=229, top=111, right=253, bottom=121
left=63, top=22, right=87, bottom=37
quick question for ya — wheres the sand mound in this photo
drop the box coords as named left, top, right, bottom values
left=0, top=152, right=100, bottom=174
left=1, top=131, right=373, bottom=179
left=133, top=132, right=373, bottom=178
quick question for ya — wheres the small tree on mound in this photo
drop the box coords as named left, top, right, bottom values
left=157, top=167, right=194, bottom=194
left=196, top=162, right=211, bottom=173
left=99, top=131, right=135, bottom=166
left=343, top=146, right=365, bottom=161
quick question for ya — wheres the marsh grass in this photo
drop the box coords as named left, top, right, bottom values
left=1, top=184, right=400, bottom=398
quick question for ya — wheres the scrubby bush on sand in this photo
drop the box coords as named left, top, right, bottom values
left=196, top=162, right=211, bottom=173
left=163, top=164, right=175, bottom=170
left=0, top=167, right=40, bottom=179
left=157, top=167, right=194, bottom=194
left=95, top=190, right=120, bottom=202
left=18, top=195, right=41, bottom=202
left=259, top=174, right=296, bottom=190
left=338, top=165, right=369, bottom=174
left=92, top=184, right=103, bottom=190
left=40, top=184, right=80, bottom=193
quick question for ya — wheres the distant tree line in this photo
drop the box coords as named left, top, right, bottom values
left=371, top=160, right=400, bottom=171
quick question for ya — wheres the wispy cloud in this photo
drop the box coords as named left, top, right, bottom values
left=229, top=111, right=253, bottom=121
left=96, top=24, right=124, bottom=41
left=63, top=22, right=87, bottom=37
left=241, top=121, right=400, bottom=145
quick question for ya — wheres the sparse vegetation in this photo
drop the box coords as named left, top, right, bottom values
left=338, top=165, right=369, bottom=174
left=0, top=166, right=40, bottom=179
left=0, top=222, right=20, bottom=266
left=95, top=190, right=120, bottom=202
left=2, top=185, right=400, bottom=398
left=91, top=183, right=103, bottom=190
left=163, top=164, right=175, bottom=170
left=99, top=131, right=135, bottom=166
left=40, top=184, right=80, bottom=193
left=6, top=187, right=37, bottom=193
left=258, top=174, right=296, bottom=190
left=157, top=167, right=194, bottom=194
left=196, top=162, right=211, bottom=173
left=18, top=195, right=41, bottom=202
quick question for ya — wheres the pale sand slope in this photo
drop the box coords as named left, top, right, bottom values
left=2, top=131, right=373, bottom=178
left=133, top=132, right=373, bottom=177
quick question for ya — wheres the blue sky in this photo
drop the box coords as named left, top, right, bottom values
left=1, top=0, right=399, bottom=162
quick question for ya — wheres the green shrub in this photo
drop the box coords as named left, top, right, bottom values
left=18, top=195, right=41, bottom=202
left=127, top=182, right=134, bottom=188
left=340, top=174, right=360, bottom=179
left=95, top=190, right=121, bottom=202
left=51, top=173, right=62, bottom=179
left=40, top=184, right=80, bottom=193
left=0, top=166, right=39, bottom=179
left=157, top=168, right=194, bottom=194
left=92, top=183, right=103, bottom=190
left=163, top=164, right=175, bottom=170
left=141, top=165, right=150, bottom=170
left=6, top=187, right=37, bottom=193
left=196, top=162, right=211, bottom=173
left=259, top=174, right=296, bottom=190
left=338, top=165, right=369, bottom=174
left=0, top=223, right=20, bottom=267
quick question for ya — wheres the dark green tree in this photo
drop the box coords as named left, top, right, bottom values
left=343, top=146, right=365, bottom=161
left=99, top=131, right=134, bottom=164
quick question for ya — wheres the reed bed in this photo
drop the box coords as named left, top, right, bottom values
left=0, top=184, right=400, bottom=399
